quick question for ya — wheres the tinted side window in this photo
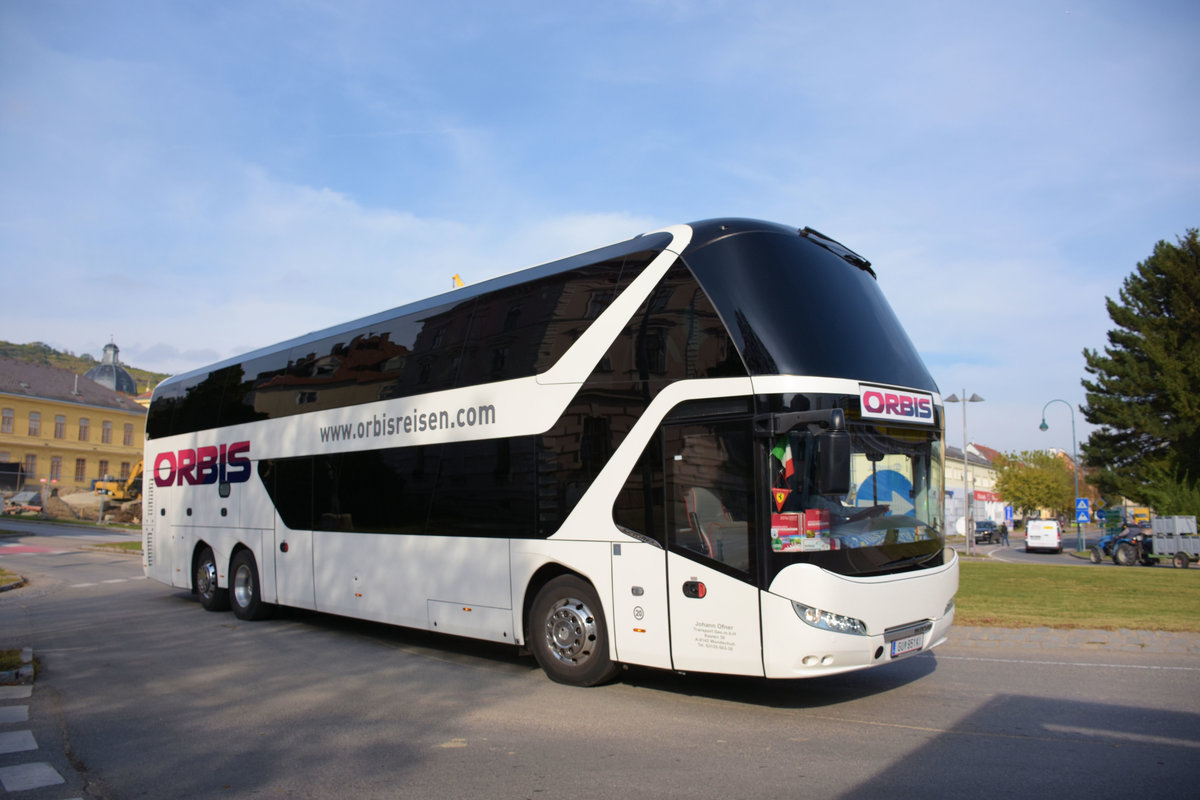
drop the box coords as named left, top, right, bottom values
left=260, top=437, right=535, bottom=537
left=664, top=419, right=756, bottom=576
left=535, top=263, right=747, bottom=533
left=147, top=250, right=660, bottom=439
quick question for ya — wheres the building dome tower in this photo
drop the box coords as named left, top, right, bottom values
left=85, top=342, right=138, bottom=395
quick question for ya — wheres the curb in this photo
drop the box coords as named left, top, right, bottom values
left=0, top=646, right=35, bottom=685
left=0, top=576, right=28, bottom=593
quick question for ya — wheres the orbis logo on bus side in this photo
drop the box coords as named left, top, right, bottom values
left=859, top=385, right=935, bottom=425
left=153, top=442, right=252, bottom=487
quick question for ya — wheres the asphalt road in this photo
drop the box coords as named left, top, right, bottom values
left=2, top=521, right=1198, bottom=799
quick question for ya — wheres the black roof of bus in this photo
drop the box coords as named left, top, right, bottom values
left=154, top=225, right=683, bottom=392
left=152, top=218, right=890, bottom=394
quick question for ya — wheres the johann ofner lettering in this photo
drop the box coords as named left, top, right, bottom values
left=862, top=390, right=932, bottom=420
left=154, top=441, right=252, bottom=487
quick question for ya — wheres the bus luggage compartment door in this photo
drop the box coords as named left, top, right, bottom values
left=609, top=541, right=671, bottom=670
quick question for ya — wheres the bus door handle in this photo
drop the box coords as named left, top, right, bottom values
left=682, top=581, right=707, bottom=599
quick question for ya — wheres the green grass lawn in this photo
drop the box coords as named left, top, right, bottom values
left=956, top=560, right=1200, bottom=632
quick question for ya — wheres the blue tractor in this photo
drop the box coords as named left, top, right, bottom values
left=1090, top=522, right=1153, bottom=566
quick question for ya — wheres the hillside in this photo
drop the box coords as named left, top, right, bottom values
left=0, top=341, right=169, bottom=393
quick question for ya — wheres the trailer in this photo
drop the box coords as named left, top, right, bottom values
left=1150, top=516, right=1199, bottom=569
left=1106, top=516, right=1198, bottom=567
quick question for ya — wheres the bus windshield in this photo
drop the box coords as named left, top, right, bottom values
left=770, top=421, right=945, bottom=577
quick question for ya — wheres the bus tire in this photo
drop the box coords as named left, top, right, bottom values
left=529, top=575, right=619, bottom=687
left=229, top=550, right=274, bottom=621
left=195, top=546, right=229, bottom=612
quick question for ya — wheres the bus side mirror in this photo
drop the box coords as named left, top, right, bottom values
left=817, top=430, right=850, bottom=496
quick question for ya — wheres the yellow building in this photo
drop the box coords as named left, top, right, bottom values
left=0, top=357, right=146, bottom=496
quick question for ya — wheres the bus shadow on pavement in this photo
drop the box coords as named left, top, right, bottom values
left=170, top=588, right=942, bottom=702
left=838, top=693, right=1200, bottom=798
left=619, top=651, right=939, bottom=707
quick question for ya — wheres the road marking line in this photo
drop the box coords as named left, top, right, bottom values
left=934, top=653, right=1200, bottom=672
left=101, top=579, right=127, bottom=584
left=1043, top=724, right=1200, bottom=749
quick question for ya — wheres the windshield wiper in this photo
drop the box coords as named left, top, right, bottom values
left=872, top=551, right=941, bottom=573
left=799, top=227, right=875, bottom=276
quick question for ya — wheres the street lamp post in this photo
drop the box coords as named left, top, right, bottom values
left=1040, top=399, right=1082, bottom=551
left=945, top=390, right=985, bottom=555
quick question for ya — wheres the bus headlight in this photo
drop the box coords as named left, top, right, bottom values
left=792, top=602, right=868, bottom=636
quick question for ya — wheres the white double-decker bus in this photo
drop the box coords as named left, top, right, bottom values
left=142, top=218, right=957, bottom=686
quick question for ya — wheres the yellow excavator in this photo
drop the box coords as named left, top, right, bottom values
left=94, top=460, right=143, bottom=501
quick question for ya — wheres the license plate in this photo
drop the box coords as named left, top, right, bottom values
left=890, top=634, right=924, bottom=658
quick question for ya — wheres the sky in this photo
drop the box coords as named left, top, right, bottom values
left=2, top=0, right=1198, bottom=455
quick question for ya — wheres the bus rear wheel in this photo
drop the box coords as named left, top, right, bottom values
left=195, top=547, right=229, bottom=612
left=529, top=575, right=619, bottom=687
left=230, top=550, right=274, bottom=621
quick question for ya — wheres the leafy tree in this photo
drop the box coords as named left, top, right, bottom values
left=994, top=450, right=1075, bottom=520
left=1080, top=229, right=1200, bottom=507
left=1141, top=466, right=1200, bottom=516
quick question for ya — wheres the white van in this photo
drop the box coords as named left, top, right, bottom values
left=1025, top=520, right=1062, bottom=553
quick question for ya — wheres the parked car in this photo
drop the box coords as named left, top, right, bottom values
left=1025, top=519, right=1063, bottom=554
left=974, top=520, right=999, bottom=544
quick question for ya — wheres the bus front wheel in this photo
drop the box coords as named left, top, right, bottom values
left=529, top=575, right=619, bottom=687
left=195, top=547, right=229, bottom=612
left=229, top=550, right=274, bottom=621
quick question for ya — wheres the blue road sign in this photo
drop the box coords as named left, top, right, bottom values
left=1075, top=497, right=1090, bottom=523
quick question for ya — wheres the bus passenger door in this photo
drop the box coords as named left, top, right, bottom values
left=666, top=554, right=762, bottom=676
left=663, top=420, right=764, bottom=677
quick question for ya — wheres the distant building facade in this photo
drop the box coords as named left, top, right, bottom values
left=0, top=357, right=146, bottom=495
left=945, top=443, right=1001, bottom=535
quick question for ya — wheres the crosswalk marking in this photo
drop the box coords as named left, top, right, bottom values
left=0, top=680, right=68, bottom=792
left=0, top=706, right=28, bottom=724
left=0, top=730, right=37, bottom=755
left=0, top=762, right=66, bottom=792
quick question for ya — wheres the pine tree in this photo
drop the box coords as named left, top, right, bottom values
left=1080, top=229, right=1200, bottom=504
